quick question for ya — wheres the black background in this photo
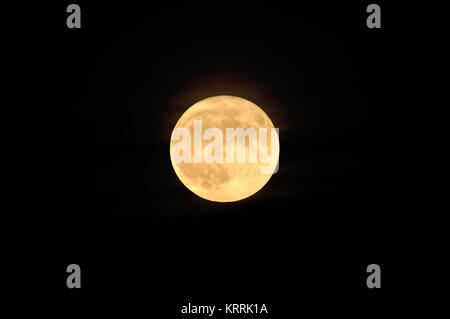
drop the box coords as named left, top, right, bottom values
left=3, top=0, right=447, bottom=304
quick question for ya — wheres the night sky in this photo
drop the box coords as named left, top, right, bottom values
left=3, top=0, right=447, bottom=304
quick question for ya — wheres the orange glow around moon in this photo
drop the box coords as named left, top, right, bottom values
left=170, top=95, right=279, bottom=202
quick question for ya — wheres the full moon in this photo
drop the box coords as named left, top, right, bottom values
left=170, top=95, right=279, bottom=202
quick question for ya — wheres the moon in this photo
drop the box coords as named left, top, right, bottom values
left=170, top=95, right=279, bottom=202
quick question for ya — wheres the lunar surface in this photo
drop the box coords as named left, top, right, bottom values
left=170, top=95, right=279, bottom=202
